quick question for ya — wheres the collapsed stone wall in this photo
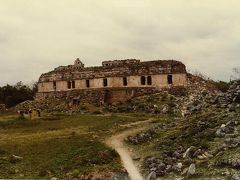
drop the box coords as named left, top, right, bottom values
left=38, top=74, right=187, bottom=93
left=36, top=89, right=105, bottom=105
left=35, top=87, right=158, bottom=105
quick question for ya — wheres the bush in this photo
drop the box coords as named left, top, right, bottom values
left=211, top=81, right=230, bottom=93
left=0, top=82, right=37, bottom=108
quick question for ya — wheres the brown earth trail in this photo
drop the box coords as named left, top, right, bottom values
left=106, top=119, right=152, bottom=180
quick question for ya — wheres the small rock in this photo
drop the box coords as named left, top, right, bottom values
left=197, top=155, right=205, bottom=160
left=9, top=155, right=23, bottom=163
left=204, top=152, right=213, bottom=158
left=173, top=162, right=183, bottom=173
left=132, top=155, right=141, bottom=161
left=183, top=146, right=195, bottom=159
left=232, top=174, right=240, bottom=180
left=193, top=149, right=203, bottom=157
left=187, top=163, right=196, bottom=177
left=146, top=171, right=156, bottom=180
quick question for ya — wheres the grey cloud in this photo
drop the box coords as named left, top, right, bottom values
left=0, top=0, right=240, bottom=86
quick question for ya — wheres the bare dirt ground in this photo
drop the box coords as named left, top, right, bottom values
left=106, top=119, right=152, bottom=180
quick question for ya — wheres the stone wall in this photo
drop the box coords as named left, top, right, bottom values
left=36, top=87, right=159, bottom=105
left=38, top=74, right=187, bottom=93
left=102, top=59, right=140, bottom=67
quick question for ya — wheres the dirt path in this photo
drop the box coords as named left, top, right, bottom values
left=106, top=119, right=152, bottom=180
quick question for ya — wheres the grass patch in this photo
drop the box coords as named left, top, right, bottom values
left=0, top=135, right=120, bottom=179
left=0, top=112, right=150, bottom=178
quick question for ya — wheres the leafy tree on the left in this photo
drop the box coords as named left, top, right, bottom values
left=0, top=81, right=37, bottom=108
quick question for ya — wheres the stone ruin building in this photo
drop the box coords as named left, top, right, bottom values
left=36, top=58, right=187, bottom=104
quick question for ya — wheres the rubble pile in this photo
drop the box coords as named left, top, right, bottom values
left=176, top=77, right=218, bottom=116
left=106, top=92, right=179, bottom=115
left=127, top=123, right=163, bottom=144
left=216, top=157, right=240, bottom=169
left=127, top=78, right=240, bottom=178
left=214, top=80, right=240, bottom=108
left=14, top=99, right=70, bottom=113
left=177, top=79, right=240, bottom=116
left=14, top=98, right=100, bottom=114
left=216, top=119, right=238, bottom=137
left=142, top=112, right=240, bottom=178
left=226, top=80, right=240, bottom=104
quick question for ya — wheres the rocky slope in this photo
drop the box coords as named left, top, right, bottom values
left=125, top=80, right=240, bottom=179
left=13, top=77, right=240, bottom=179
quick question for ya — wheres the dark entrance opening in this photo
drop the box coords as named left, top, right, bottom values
left=123, top=77, right=128, bottom=86
left=53, top=81, right=56, bottom=91
left=167, top=75, right=173, bottom=84
left=86, top=80, right=90, bottom=88
left=103, top=78, right=108, bottom=87
left=72, top=81, right=75, bottom=89
left=141, top=76, right=146, bottom=85
left=67, top=81, right=71, bottom=89
left=147, top=76, right=152, bottom=85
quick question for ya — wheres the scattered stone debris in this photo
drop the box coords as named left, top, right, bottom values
left=134, top=79, right=240, bottom=178
left=227, top=80, right=240, bottom=104
left=127, top=124, right=162, bottom=144
left=145, top=157, right=167, bottom=177
left=232, top=173, right=240, bottom=180
left=214, top=80, right=240, bottom=109
left=216, top=157, right=240, bottom=169
left=172, top=162, right=183, bottom=173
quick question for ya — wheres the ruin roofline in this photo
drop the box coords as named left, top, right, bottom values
left=41, top=59, right=185, bottom=74
left=38, top=59, right=187, bottom=82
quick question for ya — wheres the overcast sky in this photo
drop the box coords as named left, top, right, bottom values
left=0, top=0, right=240, bottom=86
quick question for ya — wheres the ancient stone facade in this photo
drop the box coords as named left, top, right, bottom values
left=36, top=59, right=187, bottom=104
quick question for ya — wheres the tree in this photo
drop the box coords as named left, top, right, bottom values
left=0, top=82, right=37, bottom=108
